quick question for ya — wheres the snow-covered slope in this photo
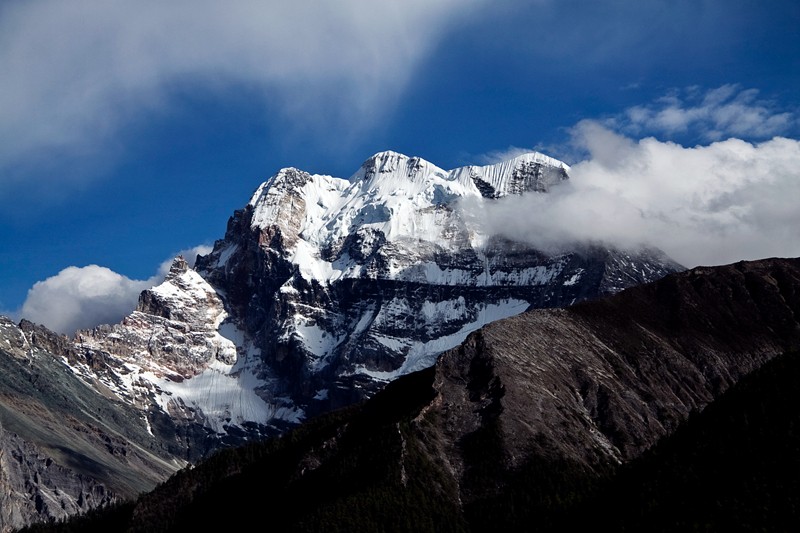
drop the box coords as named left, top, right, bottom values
left=61, top=150, right=680, bottom=447
left=245, top=151, right=569, bottom=274
left=72, top=257, right=302, bottom=438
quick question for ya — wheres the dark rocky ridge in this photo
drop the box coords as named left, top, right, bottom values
left=443, top=257, right=800, bottom=469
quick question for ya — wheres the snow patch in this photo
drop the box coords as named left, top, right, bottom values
left=216, top=244, right=239, bottom=268
left=155, top=358, right=273, bottom=434
left=354, top=298, right=530, bottom=381
left=313, top=389, right=329, bottom=400
left=293, top=319, right=345, bottom=366
left=563, top=268, right=584, bottom=286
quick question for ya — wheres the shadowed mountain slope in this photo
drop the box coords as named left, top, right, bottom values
left=0, top=319, right=183, bottom=533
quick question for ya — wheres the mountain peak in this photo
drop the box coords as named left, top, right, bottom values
left=166, top=255, right=189, bottom=280
left=359, top=150, right=420, bottom=168
left=352, top=150, right=448, bottom=186
left=362, top=149, right=410, bottom=163
left=498, top=150, right=571, bottom=170
left=353, top=149, right=573, bottom=198
left=452, top=151, right=570, bottom=197
left=249, top=167, right=311, bottom=205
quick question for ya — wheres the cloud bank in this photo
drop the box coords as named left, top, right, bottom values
left=18, top=245, right=211, bottom=335
left=620, top=85, right=796, bottom=141
left=471, top=122, right=800, bottom=268
left=0, top=0, right=477, bottom=187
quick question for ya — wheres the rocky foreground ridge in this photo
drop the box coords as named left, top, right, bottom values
left=0, top=317, right=183, bottom=533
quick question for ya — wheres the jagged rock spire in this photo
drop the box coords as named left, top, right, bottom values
left=167, top=255, right=189, bottom=280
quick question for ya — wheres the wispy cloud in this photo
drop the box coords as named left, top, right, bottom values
left=619, top=85, right=796, bottom=141
left=474, top=85, right=795, bottom=167
left=16, top=245, right=211, bottom=335
left=470, top=122, right=800, bottom=268
left=0, top=0, right=480, bottom=192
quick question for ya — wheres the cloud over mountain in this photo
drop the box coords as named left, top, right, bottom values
left=471, top=122, right=800, bottom=267
left=620, top=85, right=796, bottom=141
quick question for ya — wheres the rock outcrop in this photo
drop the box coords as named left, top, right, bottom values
left=0, top=317, right=184, bottom=532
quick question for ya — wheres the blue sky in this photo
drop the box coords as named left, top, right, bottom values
left=1, top=0, right=799, bottom=332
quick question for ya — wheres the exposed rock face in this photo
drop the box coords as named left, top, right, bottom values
left=0, top=317, right=184, bottom=532
left=0, top=427, right=113, bottom=533
left=67, top=258, right=279, bottom=456
left=80, top=256, right=237, bottom=381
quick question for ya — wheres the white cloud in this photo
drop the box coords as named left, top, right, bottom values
left=20, top=266, right=153, bottom=336
left=17, top=245, right=212, bottom=335
left=620, top=85, right=795, bottom=141
left=472, top=85, right=794, bottom=167
left=0, top=0, right=480, bottom=188
left=470, top=122, right=800, bottom=268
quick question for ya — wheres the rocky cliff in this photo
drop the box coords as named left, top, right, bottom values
left=0, top=317, right=184, bottom=532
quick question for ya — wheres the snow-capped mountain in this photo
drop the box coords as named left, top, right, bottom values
left=65, top=150, right=681, bottom=450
